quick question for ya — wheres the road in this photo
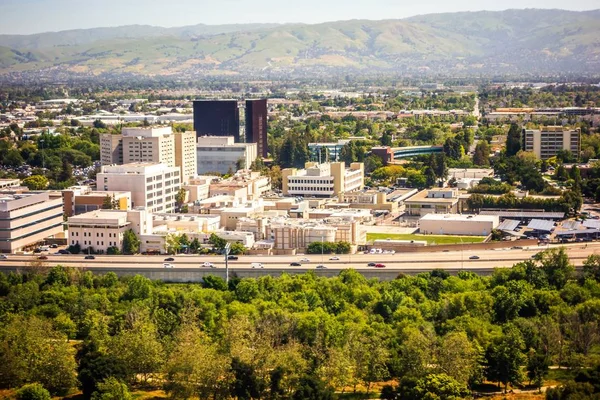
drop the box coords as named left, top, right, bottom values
left=2, top=243, right=598, bottom=272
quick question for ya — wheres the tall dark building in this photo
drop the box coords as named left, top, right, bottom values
left=245, top=99, right=268, bottom=158
left=193, top=100, right=240, bottom=142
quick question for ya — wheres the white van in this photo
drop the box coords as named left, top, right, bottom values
left=251, top=263, right=264, bottom=269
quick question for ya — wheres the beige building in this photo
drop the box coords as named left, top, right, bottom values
left=404, top=188, right=460, bottom=216
left=196, top=136, right=257, bottom=175
left=100, top=127, right=196, bottom=184
left=282, top=162, right=364, bottom=197
left=419, top=213, right=499, bottom=236
left=209, top=171, right=271, bottom=202
left=0, top=191, right=64, bottom=253
left=97, top=163, right=181, bottom=213
left=183, top=176, right=216, bottom=203
left=63, top=186, right=131, bottom=217
left=339, top=191, right=398, bottom=213
left=522, top=127, right=581, bottom=160
left=67, top=208, right=152, bottom=253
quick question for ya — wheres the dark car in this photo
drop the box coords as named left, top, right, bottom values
left=367, top=262, right=377, bottom=267
left=33, top=248, right=42, bottom=253
left=290, top=262, right=301, bottom=267
left=37, top=255, right=48, bottom=260
left=164, top=257, right=175, bottom=262
left=50, top=244, right=58, bottom=249
left=227, top=255, right=239, bottom=260
left=85, top=255, right=95, bottom=260
left=469, top=255, right=480, bottom=260
left=57, top=249, right=70, bottom=255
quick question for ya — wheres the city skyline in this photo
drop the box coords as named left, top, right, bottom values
left=0, top=0, right=598, bottom=35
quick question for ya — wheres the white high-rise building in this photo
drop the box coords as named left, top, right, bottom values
left=100, top=127, right=196, bottom=184
left=97, top=163, right=181, bottom=213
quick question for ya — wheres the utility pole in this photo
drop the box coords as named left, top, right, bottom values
left=224, top=242, right=231, bottom=285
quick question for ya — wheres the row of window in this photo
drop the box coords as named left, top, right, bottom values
left=72, top=240, right=119, bottom=247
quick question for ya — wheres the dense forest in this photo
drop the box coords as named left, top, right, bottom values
left=1, top=249, right=600, bottom=399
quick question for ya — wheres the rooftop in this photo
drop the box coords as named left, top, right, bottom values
left=419, top=214, right=498, bottom=223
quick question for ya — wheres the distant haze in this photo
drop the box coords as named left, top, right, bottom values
left=1, top=0, right=598, bottom=34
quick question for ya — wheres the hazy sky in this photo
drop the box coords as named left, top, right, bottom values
left=1, top=0, right=598, bottom=35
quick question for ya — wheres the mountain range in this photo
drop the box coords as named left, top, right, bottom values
left=0, top=9, right=598, bottom=79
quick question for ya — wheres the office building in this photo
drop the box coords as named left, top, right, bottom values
left=174, top=130, right=197, bottom=184
left=245, top=99, right=268, bottom=158
left=193, top=100, right=240, bottom=142
left=282, top=162, right=364, bottom=197
left=97, top=163, right=181, bottom=213
left=63, top=186, right=131, bottom=217
left=0, top=191, right=64, bottom=253
left=522, top=127, right=581, bottom=160
left=196, top=136, right=257, bottom=175
left=100, top=127, right=196, bottom=184
left=404, top=188, right=461, bottom=216
left=419, top=214, right=499, bottom=236
left=67, top=208, right=152, bottom=254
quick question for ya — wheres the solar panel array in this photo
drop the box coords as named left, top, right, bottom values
left=527, top=219, right=555, bottom=232
left=562, top=220, right=582, bottom=230
left=497, top=219, right=520, bottom=231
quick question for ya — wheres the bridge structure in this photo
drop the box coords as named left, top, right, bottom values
left=371, top=145, right=444, bottom=163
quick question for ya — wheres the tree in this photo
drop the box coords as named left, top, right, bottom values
left=527, top=349, right=549, bottom=392
left=397, top=374, right=469, bottom=400
left=15, top=384, right=51, bottom=400
left=4, top=149, right=24, bottom=167
left=506, top=123, right=522, bottom=157
left=58, top=158, right=73, bottom=183
left=485, top=325, right=526, bottom=392
left=190, top=237, right=201, bottom=254
left=91, top=378, right=132, bottom=400
left=473, top=141, right=491, bottom=166
left=0, top=316, right=77, bottom=395
left=121, top=229, right=140, bottom=255
left=175, top=188, right=187, bottom=211
left=22, top=175, right=49, bottom=190
left=540, top=248, right=574, bottom=290
left=208, top=233, right=227, bottom=252
left=230, top=242, right=247, bottom=255
left=101, top=195, right=117, bottom=210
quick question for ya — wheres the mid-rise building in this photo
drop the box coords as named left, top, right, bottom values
left=67, top=208, right=152, bottom=254
left=0, top=191, right=64, bottom=253
left=522, top=127, right=581, bottom=160
left=404, top=188, right=461, bottom=216
left=97, top=163, right=181, bottom=213
left=196, top=136, right=257, bottom=175
left=282, top=162, right=364, bottom=197
left=100, top=127, right=196, bottom=184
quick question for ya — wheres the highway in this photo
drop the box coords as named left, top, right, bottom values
left=1, top=243, right=598, bottom=273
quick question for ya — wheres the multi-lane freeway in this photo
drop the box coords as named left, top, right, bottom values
left=1, top=243, right=597, bottom=274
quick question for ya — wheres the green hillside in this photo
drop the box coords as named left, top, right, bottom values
left=0, top=9, right=598, bottom=78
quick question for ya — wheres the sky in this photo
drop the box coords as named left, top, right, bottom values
left=1, top=0, right=598, bottom=35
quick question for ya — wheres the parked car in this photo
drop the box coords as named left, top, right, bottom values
left=50, top=244, right=58, bottom=249
left=329, top=256, right=340, bottom=261
left=164, top=257, right=175, bottom=262
left=374, top=263, right=386, bottom=268
left=316, top=265, right=327, bottom=269
left=84, top=255, right=95, bottom=260
left=290, top=262, right=302, bottom=267
left=469, top=255, right=480, bottom=260
left=202, top=262, right=215, bottom=268
left=163, top=263, right=174, bottom=269
left=227, top=255, right=239, bottom=260
left=0, top=254, right=7, bottom=260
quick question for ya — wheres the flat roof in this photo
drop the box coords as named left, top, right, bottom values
left=420, top=214, right=498, bottom=222
left=556, top=229, right=600, bottom=236
left=527, top=219, right=555, bottom=232
left=480, top=210, right=564, bottom=219
left=404, top=190, right=459, bottom=204
left=583, top=220, right=600, bottom=229
left=498, top=219, right=520, bottom=231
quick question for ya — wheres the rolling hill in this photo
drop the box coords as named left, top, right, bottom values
left=0, top=9, right=598, bottom=79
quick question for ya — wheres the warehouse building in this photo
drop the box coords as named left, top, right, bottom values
left=419, top=214, right=499, bottom=236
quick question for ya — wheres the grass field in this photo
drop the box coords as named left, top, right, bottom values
left=367, top=233, right=487, bottom=245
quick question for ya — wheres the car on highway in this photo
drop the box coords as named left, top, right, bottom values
left=367, top=262, right=376, bottom=267
left=316, top=265, right=327, bottom=269
left=57, top=249, right=70, bottom=255
left=37, top=256, right=48, bottom=260
left=469, top=255, right=480, bottom=260
left=164, top=257, right=175, bottom=262
left=0, top=254, right=7, bottom=260
left=300, top=258, right=310, bottom=262
left=163, top=263, right=174, bottom=269
left=227, top=255, right=239, bottom=260
left=84, top=255, right=96, bottom=260
left=329, top=256, right=340, bottom=261
left=290, top=262, right=302, bottom=267
left=202, top=262, right=215, bottom=268
left=251, top=263, right=264, bottom=269
left=374, top=263, right=386, bottom=268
